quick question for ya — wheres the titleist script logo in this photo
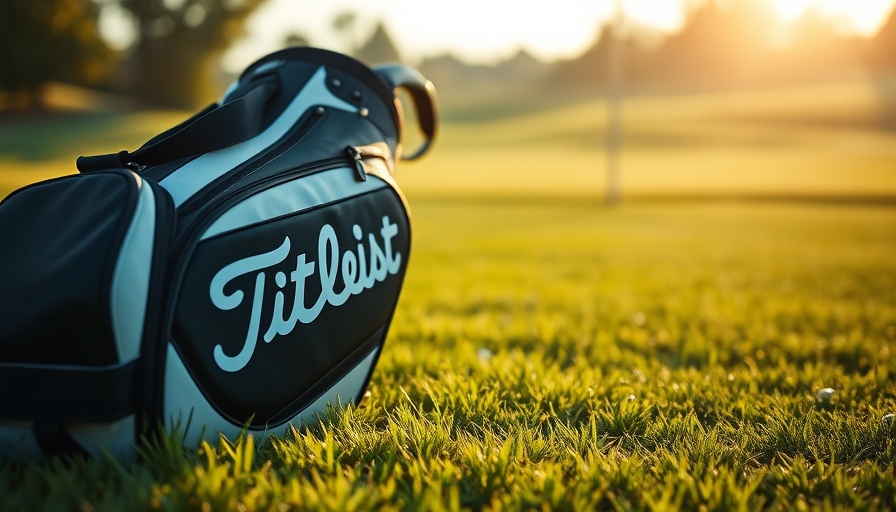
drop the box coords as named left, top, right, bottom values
left=209, top=216, right=401, bottom=372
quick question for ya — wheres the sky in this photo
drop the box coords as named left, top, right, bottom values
left=100, top=0, right=896, bottom=72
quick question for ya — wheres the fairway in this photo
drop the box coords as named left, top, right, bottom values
left=3, top=79, right=896, bottom=200
left=1, top=82, right=895, bottom=509
left=1, top=198, right=894, bottom=509
left=398, top=80, right=896, bottom=200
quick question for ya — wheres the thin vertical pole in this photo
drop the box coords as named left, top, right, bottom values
left=607, top=0, right=623, bottom=204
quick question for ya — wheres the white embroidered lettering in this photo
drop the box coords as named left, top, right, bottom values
left=211, top=217, right=402, bottom=372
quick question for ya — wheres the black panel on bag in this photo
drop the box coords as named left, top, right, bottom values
left=151, top=67, right=396, bottom=219
left=324, top=67, right=398, bottom=149
left=244, top=110, right=388, bottom=185
left=0, top=172, right=137, bottom=365
left=257, top=62, right=319, bottom=131
left=172, top=187, right=409, bottom=425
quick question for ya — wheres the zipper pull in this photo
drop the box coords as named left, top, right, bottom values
left=346, top=145, right=367, bottom=181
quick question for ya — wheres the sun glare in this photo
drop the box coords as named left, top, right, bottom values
left=767, top=0, right=895, bottom=34
left=220, top=0, right=895, bottom=72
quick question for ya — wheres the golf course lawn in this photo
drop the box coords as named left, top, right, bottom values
left=1, top=80, right=894, bottom=509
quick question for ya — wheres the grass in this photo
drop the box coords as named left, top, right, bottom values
left=398, top=79, right=896, bottom=199
left=1, top=199, right=894, bottom=510
left=1, top=80, right=895, bottom=510
left=3, top=78, right=896, bottom=200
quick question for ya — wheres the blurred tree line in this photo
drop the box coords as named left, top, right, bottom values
left=548, top=0, right=896, bottom=92
left=417, top=1, right=896, bottom=125
left=0, top=0, right=112, bottom=110
left=0, top=0, right=403, bottom=111
left=122, top=0, right=265, bottom=109
left=0, top=0, right=264, bottom=111
left=1, top=0, right=894, bottom=116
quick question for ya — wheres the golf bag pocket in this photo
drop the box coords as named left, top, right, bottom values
left=0, top=170, right=174, bottom=457
left=164, top=157, right=410, bottom=445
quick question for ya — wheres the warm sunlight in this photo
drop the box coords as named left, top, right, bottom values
left=767, top=0, right=894, bottom=33
left=221, top=0, right=895, bottom=71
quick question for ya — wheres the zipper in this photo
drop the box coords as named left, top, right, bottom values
left=346, top=144, right=390, bottom=181
left=345, top=142, right=407, bottom=213
left=174, top=156, right=342, bottom=249
left=164, top=146, right=393, bottom=319
left=156, top=153, right=360, bottom=385
left=169, top=144, right=396, bottom=294
left=175, top=107, right=327, bottom=216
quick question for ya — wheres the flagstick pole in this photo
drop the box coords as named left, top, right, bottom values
left=607, top=0, right=624, bottom=204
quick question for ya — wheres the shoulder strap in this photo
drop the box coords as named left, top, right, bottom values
left=77, top=76, right=279, bottom=173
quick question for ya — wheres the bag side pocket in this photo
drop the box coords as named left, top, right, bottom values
left=0, top=171, right=174, bottom=458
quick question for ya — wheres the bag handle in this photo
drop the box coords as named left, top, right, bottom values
left=76, top=76, right=279, bottom=173
left=374, top=64, right=438, bottom=161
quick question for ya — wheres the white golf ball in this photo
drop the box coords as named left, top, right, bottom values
left=815, top=388, right=835, bottom=402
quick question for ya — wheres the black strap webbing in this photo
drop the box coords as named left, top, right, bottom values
left=0, top=361, right=137, bottom=423
left=77, top=76, right=279, bottom=173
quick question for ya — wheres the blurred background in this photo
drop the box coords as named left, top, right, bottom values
left=0, top=0, right=894, bottom=200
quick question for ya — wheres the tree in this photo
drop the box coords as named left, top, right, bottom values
left=868, top=6, right=896, bottom=72
left=332, top=11, right=357, bottom=54
left=0, top=0, right=111, bottom=111
left=548, top=24, right=648, bottom=92
left=354, top=22, right=401, bottom=65
left=869, top=6, right=896, bottom=129
left=118, top=0, right=266, bottom=108
left=647, top=0, right=777, bottom=88
left=284, top=32, right=310, bottom=48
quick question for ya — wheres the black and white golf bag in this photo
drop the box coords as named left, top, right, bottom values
left=0, top=47, right=437, bottom=458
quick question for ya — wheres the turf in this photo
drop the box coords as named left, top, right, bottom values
left=0, top=80, right=895, bottom=510
left=1, top=199, right=894, bottom=510
left=3, top=79, right=896, bottom=200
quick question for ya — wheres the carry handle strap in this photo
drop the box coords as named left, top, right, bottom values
left=77, top=76, right=279, bottom=173
left=374, top=64, right=438, bottom=161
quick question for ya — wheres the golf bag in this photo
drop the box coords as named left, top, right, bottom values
left=0, top=47, right=437, bottom=458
